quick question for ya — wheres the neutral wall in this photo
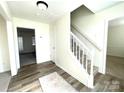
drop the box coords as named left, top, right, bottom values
left=17, top=28, right=35, bottom=54
left=53, top=13, right=90, bottom=87
left=0, top=1, right=18, bottom=76
left=107, top=25, right=124, bottom=57
left=0, top=15, right=10, bottom=72
left=50, top=3, right=124, bottom=87
left=71, top=5, right=104, bottom=49
left=49, top=25, right=56, bottom=62
left=71, top=5, right=104, bottom=69
left=71, top=2, right=124, bottom=73
left=13, top=17, right=51, bottom=67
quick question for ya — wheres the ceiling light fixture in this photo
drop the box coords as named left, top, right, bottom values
left=37, top=1, right=48, bottom=11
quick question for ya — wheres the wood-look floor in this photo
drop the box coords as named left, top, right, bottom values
left=7, top=62, right=124, bottom=92
left=106, top=55, right=124, bottom=81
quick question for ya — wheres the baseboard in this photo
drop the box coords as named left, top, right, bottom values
left=98, top=67, right=106, bottom=75
left=55, top=63, right=89, bottom=88
left=0, top=68, right=11, bottom=74
left=107, top=55, right=124, bottom=59
left=0, top=70, right=11, bottom=74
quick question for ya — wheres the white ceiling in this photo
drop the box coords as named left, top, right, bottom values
left=7, top=0, right=84, bottom=23
left=6, top=0, right=121, bottom=23
left=83, top=0, right=121, bottom=13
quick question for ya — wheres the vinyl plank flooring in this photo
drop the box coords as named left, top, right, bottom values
left=8, top=61, right=124, bottom=92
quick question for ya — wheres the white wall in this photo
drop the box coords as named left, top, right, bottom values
left=107, top=25, right=124, bottom=57
left=71, top=27, right=101, bottom=68
left=0, top=15, right=10, bottom=72
left=71, top=2, right=124, bottom=73
left=0, top=1, right=12, bottom=21
left=13, top=17, right=51, bottom=67
left=49, top=25, right=56, bottom=62
left=49, top=3, right=124, bottom=87
left=0, top=1, right=18, bottom=76
left=53, top=13, right=90, bottom=87
left=71, top=5, right=104, bottom=49
left=71, top=5, right=104, bottom=71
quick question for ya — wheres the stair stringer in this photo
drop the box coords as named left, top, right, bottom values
left=69, top=50, right=94, bottom=89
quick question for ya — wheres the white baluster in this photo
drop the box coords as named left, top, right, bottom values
left=70, top=32, right=94, bottom=88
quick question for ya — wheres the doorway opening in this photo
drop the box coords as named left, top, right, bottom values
left=17, top=27, right=36, bottom=67
left=106, top=17, right=124, bottom=80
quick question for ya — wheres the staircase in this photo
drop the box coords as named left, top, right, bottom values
left=70, top=30, right=98, bottom=88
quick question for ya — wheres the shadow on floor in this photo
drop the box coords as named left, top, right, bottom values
left=20, top=53, right=36, bottom=67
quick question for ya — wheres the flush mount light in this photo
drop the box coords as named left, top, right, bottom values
left=37, top=1, right=48, bottom=11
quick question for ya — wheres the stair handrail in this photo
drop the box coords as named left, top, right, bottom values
left=70, top=31, right=94, bottom=88
left=70, top=31, right=90, bottom=53
left=71, top=24, right=101, bottom=51
left=70, top=31, right=94, bottom=76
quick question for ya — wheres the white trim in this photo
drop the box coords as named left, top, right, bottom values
left=13, top=25, right=20, bottom=69
left=53, top=23, right=57, bottom=63
left=71, top=24, right=102, bottom=51
left=7, top=21, right=17, bottom=76
left=0, top=1, right=18, bottom=76
left=100, top=20, right=108, bottom=74
left=14, top=26, right=37, bottom=69
left=70, top=32, right=94, bottom=88
left=70, top=32, right=90, bottom=52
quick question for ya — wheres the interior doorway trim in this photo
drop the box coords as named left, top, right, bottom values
left=14, top=26, right=37, bottom=69
left=0, top=2, right=18, bottom=76
left=103, top=15, right=124, bottom=74
left=16, top=26, right=37, bottom=69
